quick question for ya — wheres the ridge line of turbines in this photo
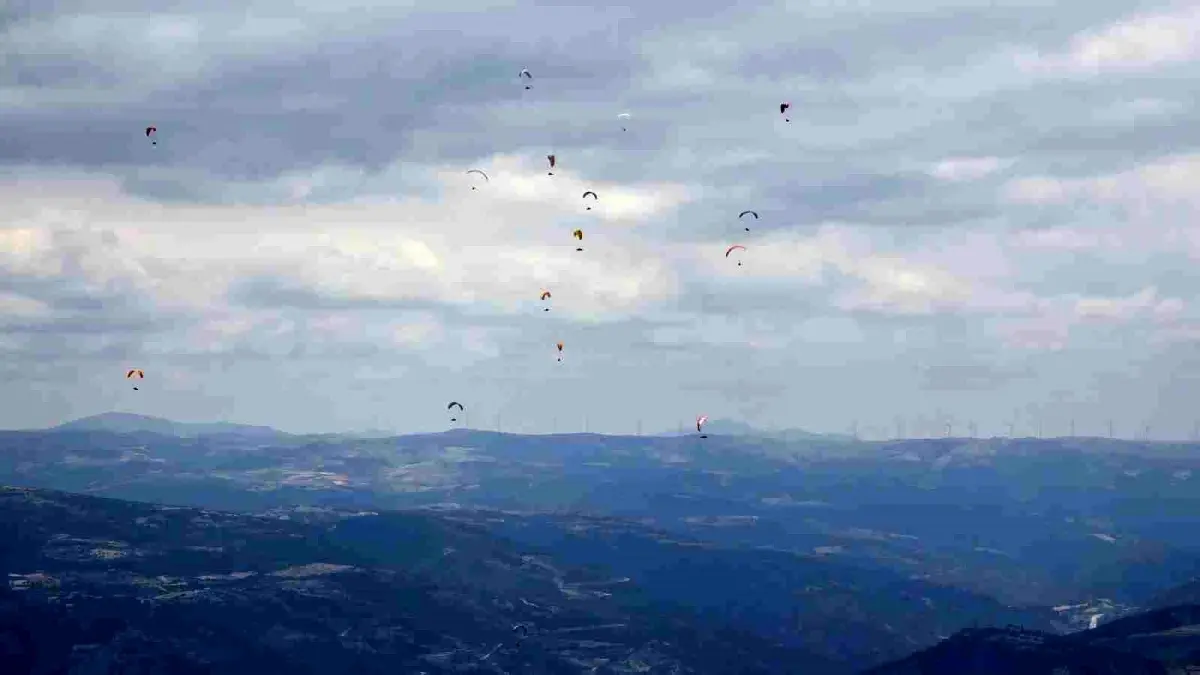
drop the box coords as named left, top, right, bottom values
left=847, top=419, right=1200, bottom=442
left=437, top=414, right=1200, bottom=442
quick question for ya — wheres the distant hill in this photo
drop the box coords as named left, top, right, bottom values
left=1149, top=577, right=1200, bottom=610
left=47, top=412, right=287, bottom=439
left=661, top=417, right=844, bottom=440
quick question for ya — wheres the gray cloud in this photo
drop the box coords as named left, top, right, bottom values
left=3, top=0, right=1200, bottom=435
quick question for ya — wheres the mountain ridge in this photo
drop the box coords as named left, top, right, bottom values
left=37, top=412, right=848, bottom=441
left=43, top=412, right=289, bottom=438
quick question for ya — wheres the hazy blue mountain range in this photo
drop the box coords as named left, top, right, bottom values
left=2, top=414, right=1200, bottom=672
left=7, top=414, right=1199, bottom=607
left=49, top=412, right=289, bottom=439
left=642, top=417, right=855, bottom=441
left=2, top=483, right=1196, bottom=674
left=42, top=413, right=841, bottom=442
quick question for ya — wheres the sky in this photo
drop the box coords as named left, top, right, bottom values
left=3, top=0, right=1200, bottom=438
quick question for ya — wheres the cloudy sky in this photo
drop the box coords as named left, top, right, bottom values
left=3, top=0, right=1200, bottom=437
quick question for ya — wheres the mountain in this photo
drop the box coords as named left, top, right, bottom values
left=437, top=507, right=1059, bottom=669
left=664, top=417, right=844, bottom=440
left=1149, top=578, right=1200, bottom=610
left=47, top=412, right=288, bottom=439
left=2, top=425, right=1196, bottom=609
left=862, top=604, right=1200, bottom=674
left=0, top=484, right=833, bottom=674
left=3, top=423, right=1200, bottom=668
left=0, top=477, right=1066, bottom=673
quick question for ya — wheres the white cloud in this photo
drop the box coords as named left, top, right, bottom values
left=1072, top=286, right=1184, bottom=323
left=1002, top=154, right=1200, bottom=260
left=836, top=256, right=972, bottom=316
left=1016, top=5, right=1200, bottom=76
left=928, top=157, right=1012, bottom=182
left=6, top=0, right=1200, bottom=435
left=1011, top=227, right=1126, bottom=252
left=437, top=155, right=692, bottom=226
left=0, top=157, right=692, bottom=361
left=994, top=316, right=1071, bottom=352
left=0, top=292, right=51, bottom=319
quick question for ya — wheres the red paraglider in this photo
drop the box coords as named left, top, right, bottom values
left=725, top=244, right=746, bottom=267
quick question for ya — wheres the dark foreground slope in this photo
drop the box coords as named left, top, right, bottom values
left=464, top=510, right=1058, bottom=666
left=0, top=485, right=838, bottom=674
left=863, top=604, right=1200, bottom=674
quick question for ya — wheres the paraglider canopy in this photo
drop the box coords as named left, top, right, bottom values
left=447, top=401, right=464, bottom=423
left=466, top=169, right=488, bottom=191
left=738, top=210, right=759, bottom=232
left=617, top=112, right=631, bottom=131
left=546, top=154, right=556, bottom=176
left=582, top=190, right=597, bottom=210
left=696, top=414, right=709, bottom=438
left=127, top=368, right=144, bottom=391
left=725, top=244, right=746, bottom=266
left=145, top=126, right=157, bottom=145
left=573, top=229, right=583, bottom=251
left=520, top=69, right=532, bottom=89
left=556, top=341, right=564, bottom=362
left=779, top=102, right=791, bottom=122
left=540, top=290, right=552, bottom=311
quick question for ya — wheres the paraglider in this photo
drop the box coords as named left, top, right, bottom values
left=572, top=229, right=584, bottom=251
left=738, top=210, right=759, bottom=232
left=696, top=415, right=709, bottom=439
left=556, top=341, right=564, bottom=362
left=617, top=112, right=631, bottom=131
left=447, top=401, right=464, bottom=423
left=547, top=154, right=556, bottom=176
left=582, top=190, right=598, bottom=211
left=145, top=126, right=157, bottom=145
left=540, top=290, right=552, bottom=312
left=779, top=102, right=791, bottom=123
left=126, top=369, right=144, bottom=391
left=725, top=244, right=746, bottom=267
left=466, top=169, right=488, bottom=191
left=519, top=69, right=533, bottom=90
